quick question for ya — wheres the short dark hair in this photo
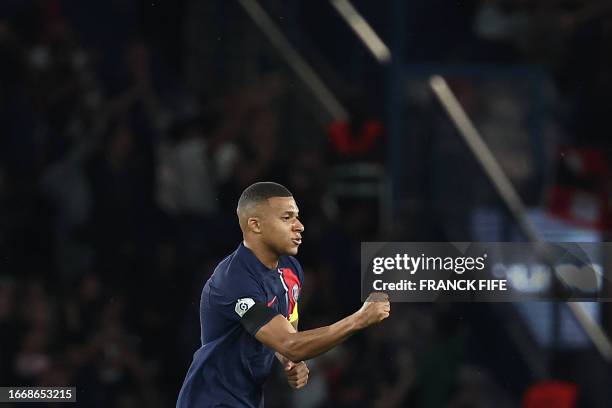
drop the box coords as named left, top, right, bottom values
left=238, top=182, right=293, bottom=210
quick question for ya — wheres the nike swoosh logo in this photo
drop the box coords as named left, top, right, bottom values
left=267, top=296, right=277, bottom=307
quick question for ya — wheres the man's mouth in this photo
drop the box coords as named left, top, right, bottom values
left=291, top=238, right=302, bottom=246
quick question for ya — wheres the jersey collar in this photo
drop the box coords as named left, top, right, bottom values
left=238, top=242, right=280, bottom=273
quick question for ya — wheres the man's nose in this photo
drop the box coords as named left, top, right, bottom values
left=294, top=219, right=304, bottom=232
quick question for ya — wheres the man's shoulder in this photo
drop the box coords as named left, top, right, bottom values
left=209, top=248, right=263, bottom=292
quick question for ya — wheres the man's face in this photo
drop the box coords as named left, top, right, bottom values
left=260, top=196, right=304, bottom=256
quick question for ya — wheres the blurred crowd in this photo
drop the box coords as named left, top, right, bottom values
left=471, top=0, right=612, bottom=146
left=1, top=0, right=611, bottom=407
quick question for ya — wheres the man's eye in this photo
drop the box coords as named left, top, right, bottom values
left=282, top=216, right=290, bottom=221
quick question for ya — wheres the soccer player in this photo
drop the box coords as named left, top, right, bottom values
left=176, top=182, right=390, bottom=407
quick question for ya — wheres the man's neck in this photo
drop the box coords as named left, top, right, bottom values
left=243, top=240, right=279, bottom=270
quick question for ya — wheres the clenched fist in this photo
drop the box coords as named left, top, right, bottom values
left=355, top=292, right=391, bottom=329
left=284, top=361, right=309, bottom=389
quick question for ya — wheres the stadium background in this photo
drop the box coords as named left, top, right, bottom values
left=1, top=0, right=612, bottom=406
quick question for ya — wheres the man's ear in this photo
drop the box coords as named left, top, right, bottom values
left=247, top=217, right=262, bottom=234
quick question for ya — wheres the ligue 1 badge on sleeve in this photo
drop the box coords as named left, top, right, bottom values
left=235, top=298, right=255, bottom=317
left=292, top=284, right=299, bottom=302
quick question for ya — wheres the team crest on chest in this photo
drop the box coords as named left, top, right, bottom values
left=292, top=284, right=299, bottom=302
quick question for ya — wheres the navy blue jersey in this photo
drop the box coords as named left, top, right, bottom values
left=177, top=243, right=304, bottom=408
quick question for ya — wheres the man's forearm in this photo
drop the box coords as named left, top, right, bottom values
left=276, top=319, right=297, bottom=365
left=255, top=293, right=389, bottom=363
left=281, top=313, right=362, bottom=361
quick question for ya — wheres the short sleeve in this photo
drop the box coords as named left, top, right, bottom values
left=208, top=273, right=268, bottom=324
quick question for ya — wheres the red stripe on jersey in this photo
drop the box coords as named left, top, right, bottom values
left=279, top=268, right=300, bottom=318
